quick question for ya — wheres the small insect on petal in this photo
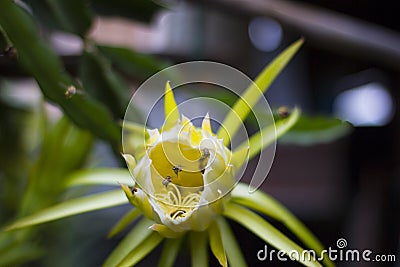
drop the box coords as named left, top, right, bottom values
left=2, top=46, right=17, bottom=59
left=172, top=165, right=182, bottom=175
left=65, top=85, right=76, bottom=98
left=201, top=148, right=210, bottom=159
left=199, top=148, right=211, bottom=173
left=64, top=85, right=85, bottom=99
left=277, top=106, right=290, bottom=118
left=162, top=176, right=172, bottom=187
left=121, top=183, right=137, bottom=198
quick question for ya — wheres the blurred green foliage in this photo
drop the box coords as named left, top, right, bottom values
left=277, top=114, right=352, bottom=145
left=194, top=88, right=351, bottom=146
left=0, top=0, right=168, bottom=145
left=0, top=0, right=168, bottom=265
left=0, top=1, right=350, bottom=266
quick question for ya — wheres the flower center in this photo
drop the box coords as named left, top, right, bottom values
left=155, top=183, right=202, bottom=220
left=149, top=141, right=209, bottom=188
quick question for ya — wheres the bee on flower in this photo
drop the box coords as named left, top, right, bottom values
left=122, top=81, right=235, bottom=233
left=6, top=39, right=335, bottom=267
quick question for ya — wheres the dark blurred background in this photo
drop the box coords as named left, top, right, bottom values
left=1, top=0, right=399, bottom=266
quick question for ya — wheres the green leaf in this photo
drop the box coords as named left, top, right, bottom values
left=103, top=218, right=154, bottom=267
left=122, top=120, right=148, bottom=136
left=108, top=208, right=141, bottom=238
left=233, top=107, right=300, bottom=167
left=20, top=116, right=94, bottom=215
left=23, top=0, right=93, bottom=36
left=98, top=45, right=169, bottom=80
left=5, top=190, right=128, bottom=231
left=230, top=145, right=249, bottom=171
left=0, top=1, right=120, bottom=143
left=232, top=183, right=291, bottom=220
left=158, top=237, right=183, bottom=267
left=65, top=168, right=133, bottom=187
left=0, top=94, right=30, bottom=218
left=190, top=231, right=209, bottom=267
left=0, top=26, right=10, bottom=51
left=118, top=232, right=163, bottom=267
left=217, top=217, right=247, bottom=267
left=80, top=50, right=129, bottom=119
left=278, top=115, right=352, bottom=145
left=122, top=121, right=147, bottom=159
left=231, top=183, right=334, bottom=267
left=0, top=241, right=44, bottom=267
left=92, top=0, right=162, bottom=23
left=217, top=39, right=303, bottom=145
left=208, top=221, right=227, bottom=267
left=224, top=203, right=322, bottom=267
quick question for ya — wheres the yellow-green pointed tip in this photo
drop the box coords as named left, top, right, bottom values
left=149, top=224, right=184, bottom=238
left=217, top=38, right=304, bottom=145
left=291, top=37, right=304, bottom=51
left=163, top=81, right=180, bottom=131
left=202, top=113, right=212, bottom=134
left=122, top=153, right=136, bottom=170
left=120, top=183, right=134, bottom=198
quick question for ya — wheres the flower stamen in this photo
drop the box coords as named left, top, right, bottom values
left=181, top=194, right=201, bottom=206
left=155, top=182, right=202, bottom=221
left=167, top=190, right=180, bottom=204
left=170, top=209, right=186, bottom=219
